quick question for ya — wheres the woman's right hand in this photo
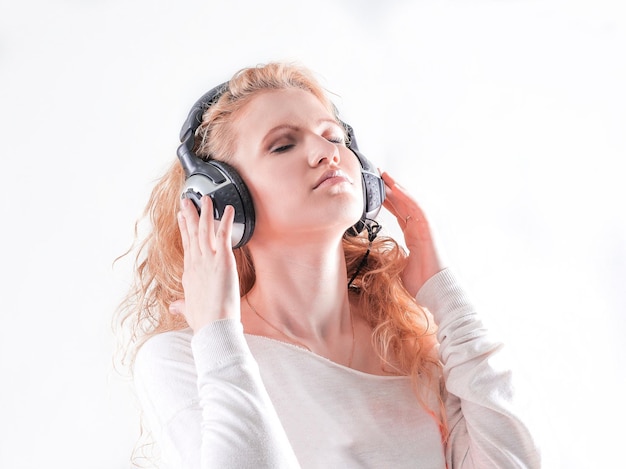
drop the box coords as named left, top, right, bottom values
left=381, top=172, right=447, bottom=297
left=171, top=196, right=241, bottom=333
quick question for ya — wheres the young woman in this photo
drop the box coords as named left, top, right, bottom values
left=117, top=62, right=541, bottom=468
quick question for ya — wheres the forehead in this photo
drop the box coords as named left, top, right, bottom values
left=232, top=88, right=335, bottom=140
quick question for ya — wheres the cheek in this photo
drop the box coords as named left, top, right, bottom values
left=246, top=178, right=298, bottom=224
left=346, top=153, right=365, bottom=200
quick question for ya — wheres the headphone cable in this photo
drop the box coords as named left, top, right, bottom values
left=347, top=220, right=381, bottom=289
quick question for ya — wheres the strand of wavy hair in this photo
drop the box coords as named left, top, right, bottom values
left=343, top=231, right=449, bottom=442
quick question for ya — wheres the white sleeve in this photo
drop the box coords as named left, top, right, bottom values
left=133, top=319, right=300, bottom=469
left=416, top=269, right=542, bottom=469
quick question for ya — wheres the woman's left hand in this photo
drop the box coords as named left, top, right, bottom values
left=381, top=171, right=447, bottom=297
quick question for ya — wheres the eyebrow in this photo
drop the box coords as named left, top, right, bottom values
left=262, top=118, right=343, bottom=145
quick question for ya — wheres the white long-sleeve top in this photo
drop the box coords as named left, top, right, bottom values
left=133, top=269, right=542, bottom=468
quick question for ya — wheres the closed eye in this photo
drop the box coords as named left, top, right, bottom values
left=326, top=135, right=346, bottom=145
left=271, top=144, right=294, bottom=154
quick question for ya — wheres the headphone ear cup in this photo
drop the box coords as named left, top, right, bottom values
left=176, top=83, right=255, bottom=248
left=345, top=161, right=386, bottom=236
left=343, top=124, right=386, bottom=235
left=180, top=160, right=255, bottom=248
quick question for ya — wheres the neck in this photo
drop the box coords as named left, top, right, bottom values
left=243, top=236, right=353, bottom=345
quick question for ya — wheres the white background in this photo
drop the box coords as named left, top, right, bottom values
left=1, top=0, right=624, bottom=467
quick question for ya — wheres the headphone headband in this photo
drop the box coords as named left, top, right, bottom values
left=176, top=82, right=385, bottom=248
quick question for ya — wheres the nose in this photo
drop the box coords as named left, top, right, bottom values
left=307, top=134, right=341, bottom=167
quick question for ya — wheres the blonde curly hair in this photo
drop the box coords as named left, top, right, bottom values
left=114, top=62, right=447, bottom=446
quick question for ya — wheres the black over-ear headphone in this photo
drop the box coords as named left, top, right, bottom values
left=176, top=83, right=386, bottom=248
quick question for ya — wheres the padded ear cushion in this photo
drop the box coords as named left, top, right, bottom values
left=180, top=159, right=255, bottom=249
left=343, top=123, right=386, bottom=235
left=210, top=160, right=255, bottom=246
left=177, top=82, right=256, bottom=248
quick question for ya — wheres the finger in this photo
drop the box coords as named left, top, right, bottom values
left=383, top=173, right=426, bottom=219
left=383, top=171, right=412, bottom=200
left=381, top=172, right=411, bottom=228
left=216, top=205, right=235, bottom=250
left=382, top=185, right=406, bottom=219
left=198, top=196, right=217, bottom=254
left=382, top=182, right=428, bottom=232
left=177, top=209, right=191, bottom=261
left=180, top=197, right=203, bottom=258
left=381, top=171, right=395, bottom=186
left=383, top=192, right=402, bottom=218
left=169, top=299, right=186, bottom=316
left=384, top=198, right=411, bottom=228
left=381, top=171, right=406, bottom=194
left=381, top=172, right=404, bottom=207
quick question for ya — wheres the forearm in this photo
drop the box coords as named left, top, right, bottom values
left=417, top=269, right=542, bottom=469
left=192, top=319, right=300, bottom=468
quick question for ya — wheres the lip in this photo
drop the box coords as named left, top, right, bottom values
left=313, top=169, right=353, bottom=189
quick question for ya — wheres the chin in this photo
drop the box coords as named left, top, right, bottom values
left=336, top=208, right=365, bottom=234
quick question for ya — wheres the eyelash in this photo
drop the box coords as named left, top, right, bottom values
left=272, top=136, right=345, bottom=154
left=328, top=137, right=345, bottom=145
left=270, top=145, right=289, bottom=154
